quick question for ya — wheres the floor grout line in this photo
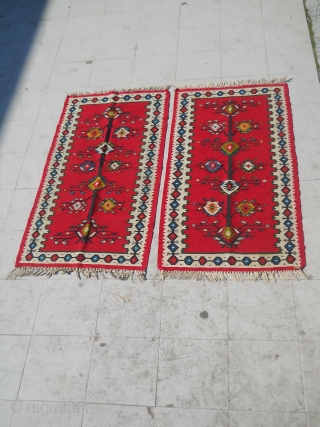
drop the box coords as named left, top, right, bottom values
left=226, top=281, right=231, bottom=427
left=153, top=276, right=164, bottom=417
left=80, top=279, right=104, bottom=427
left=218, top=0, right=223, bottom=81
left=86, top=0, right=109, bottom=91
left=1, top=332, right=319, bottom=342
left=291, top=281, right=309, bottom=426
left=128, top=0, right=144, bottom=87
left=9, top=278, right=44, bottom=427
left=173, top=0, right=182, bottom=81
left=260, top=0, right=271, bottom=80
left=1, top=397, right=312, bottom=414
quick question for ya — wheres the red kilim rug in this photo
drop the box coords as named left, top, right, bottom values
left=12, top=89, right=170, bottom=280
left=159, top=81, right=307, bottom=281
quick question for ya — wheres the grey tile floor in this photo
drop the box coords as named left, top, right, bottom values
left=0, top=0, right=319, bottom=426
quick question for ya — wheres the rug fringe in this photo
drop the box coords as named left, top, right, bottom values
left=160, top=269, right=310, bottom=282
left=68, top=78, right=290, bottom=97
left=172, top=76, right=288, bottom=90
left=7, top=267, right=146, bottom=281
left=68, top=86, right=171, bottom=96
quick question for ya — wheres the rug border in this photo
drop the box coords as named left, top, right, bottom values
left=13, top=88, right=171, bottom=278
left=158, top=81, right=307, bottom=277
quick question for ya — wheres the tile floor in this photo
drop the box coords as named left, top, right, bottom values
left=0, top=0, right=319, bottom=426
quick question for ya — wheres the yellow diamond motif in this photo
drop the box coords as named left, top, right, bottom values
left=80, top=223, right=91, bottom=236
left=222, top=104, right=239, bottom=115
left=237, top=201, right=255, bottom=216
left=88, top=176, right=106, bottom=191
left=86, top=127, right=102, bottom=139
left=100, top=199, right=116, bottom=212
left=221, top=141, right=239, bottom=155
left=237, top=120, right=252, bottom=133
left=219, top=226, right=238, bottom=241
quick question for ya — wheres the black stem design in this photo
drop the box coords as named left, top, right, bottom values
left=83, top=117, right=114, bottom=242
left=226, top=115, right=233, bottom=227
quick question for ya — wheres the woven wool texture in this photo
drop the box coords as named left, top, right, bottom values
left=13, top=89, right=170, bottom=279
left=11, top=83, right=307, bottom=281
left=159, top=83, right=306, bottom=281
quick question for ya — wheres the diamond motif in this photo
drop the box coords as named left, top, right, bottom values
left=70, top=199, right=87, bottom=213
left=207, top=120, right=225, bottom=134
left=221, top=141, right=239, bottom=155
left=204, top=201, right=221, bottom=216
left=241, top=160, right=255, bottom=171
left=88, top=176, right=106, bottom=191
left=114, top=127, right=130, bottom=138
left=95, top=142, right=114, bottom=155
left=218, top=226, right=239, bottom=241
left=100, top=199, right=116, bottom=212
left=222, top=103, right=239, bottom=116
left=237, top=201, right=255, bottom=216
left=205, top=160, right=221, bottom=172
left=86, top=127, right=102, bottom=139
left=80, top=161, right=95, bottom=172
left=220, top=180, right=239, bottom=195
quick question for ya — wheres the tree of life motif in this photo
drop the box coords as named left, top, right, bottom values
left=51, top=105, right=140, bottom=246
left=193, top=99, right=268, bottom=248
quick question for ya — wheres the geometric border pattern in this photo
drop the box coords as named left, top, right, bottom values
left=16, top=89, right=170, bottom=272
left=159, top=83, right=306, bottom=273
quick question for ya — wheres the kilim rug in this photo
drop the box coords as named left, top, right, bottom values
left=159, top=81, right=307, bottom=281
left=11, top=89, right=170, bottom=280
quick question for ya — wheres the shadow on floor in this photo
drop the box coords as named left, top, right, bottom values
left=0, top=0, right=48, bottom=125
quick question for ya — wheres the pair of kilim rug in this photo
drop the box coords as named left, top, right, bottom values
left=11, top=81, right=307, bottom=281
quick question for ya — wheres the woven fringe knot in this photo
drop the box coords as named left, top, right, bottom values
left=68, top=78, right=288, bottom=97
left=161, top=269, right=310, bottom=282
left=7, top=267, right=146, bottom=281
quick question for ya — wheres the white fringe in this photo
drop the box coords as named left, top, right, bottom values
left=68, top=77, right=289, bottom=97
left=161, top=269, right=310, bottom=282
left=172, top=76, right=288, bottom=90
left=68, top=86, right=171, bottom=96
left=7, top=267, right=146, bottom=281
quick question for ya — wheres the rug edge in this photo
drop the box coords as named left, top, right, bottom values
left=159, top=269, right=311, bottom=282
left=13, top=88, right=171, bottom=276
left=7, top=267, right=147, bottom=281
left=157, top=80, right=307, bottom=278
left=171, top=76, right=289, bottom=90
left=67, top=86, right=172, bottom=96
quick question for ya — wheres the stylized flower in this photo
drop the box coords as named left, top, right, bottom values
left=237, top=201, right=255, bottom=216
left=221, top=141, right=239, bottom=155
left=241, top=160, right=255, bottom=171
left=69, top=198, right=87, bottom=213
left=219, top=226, right=238, bottom=240
left=204, top=201, right=222, bottom=216
left=108, top=160, right=122, bottom=170
left=80, top=161, right=95, bottom=172
left=220, top=179, right=239, bottom=195
left=86, top=127, right=102, bottom=139
left=103, top=106, right=122, bottom=119
left=88, top=176, right=106, bottom=191
left=205, top=160, right=221, bottom=172
left=207, top=120, right=225, bottom=134
left=237, top=120, right=252, bottom=133
left=114, top=127, right=130, bottom=138
left=100, top=199, right=117, bottom=212
left=95, top=142, right=114, bottom=155
left=222, top=103, right=239, bottom=116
